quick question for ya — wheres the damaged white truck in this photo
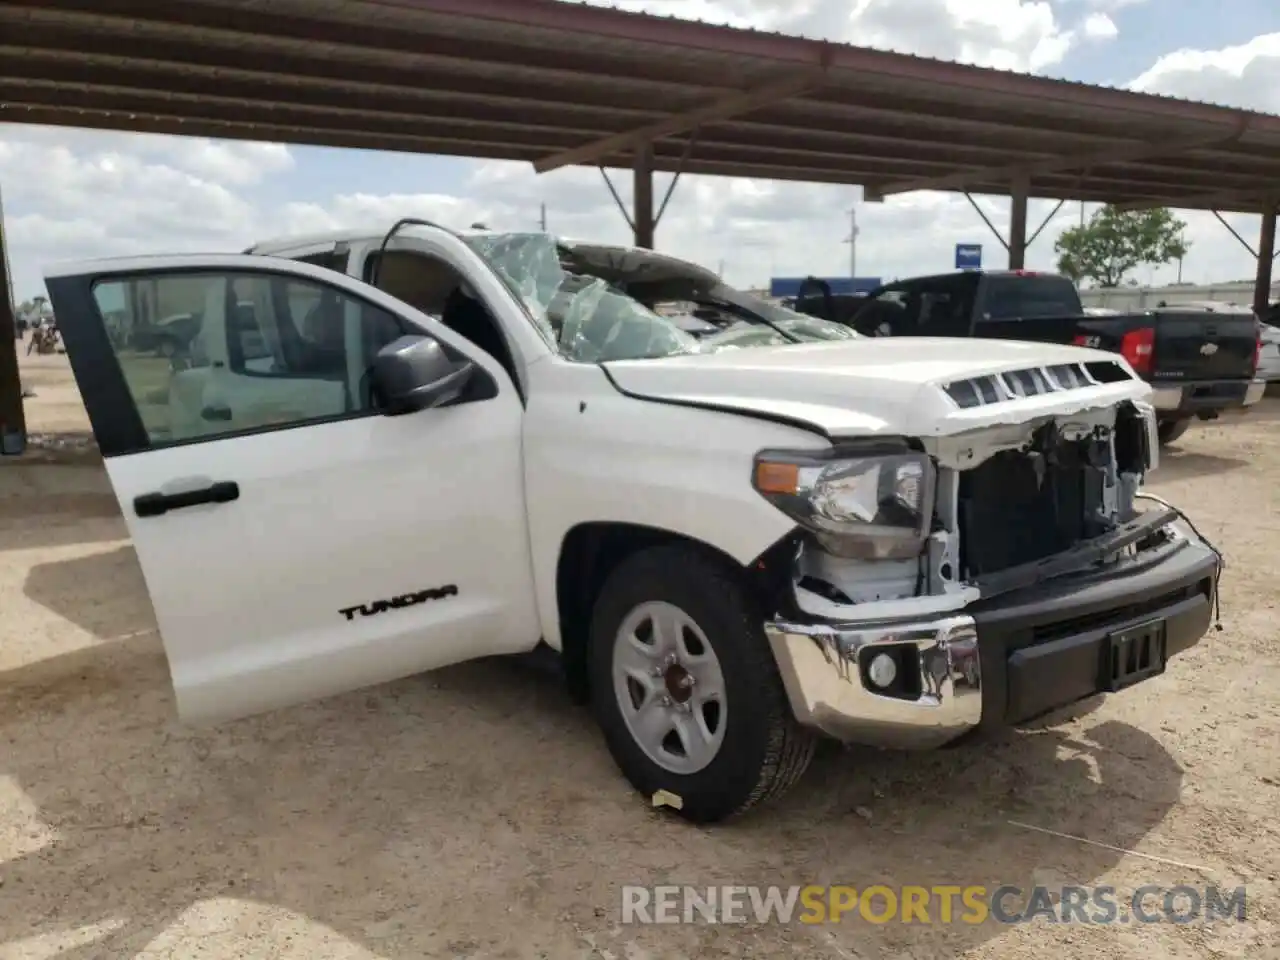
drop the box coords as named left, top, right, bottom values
left=47, top=220, right=1222, bottom=823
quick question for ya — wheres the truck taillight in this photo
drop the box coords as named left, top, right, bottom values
left=1255, top=335, right=1263, bottom=376
left=1119, top=327, right=1155, bottom=374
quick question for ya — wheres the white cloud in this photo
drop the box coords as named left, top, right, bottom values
left=0, top=127, right=265, bottom=296
left=1082, top=12, right=1118, bottom=41
left=1129, top=32, right=1280, bottom=111
left=1059, top=0, right=1147, bottom=9
left=279, top=192, right=498, bottom=239
left=1, top=7, right=1276, bottom=308
left=152, top=139, right=293, bottom=187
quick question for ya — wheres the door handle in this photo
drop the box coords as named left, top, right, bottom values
left=201, top=404, right=232, bottom=421
left=133, top=481, right=240, bottom=518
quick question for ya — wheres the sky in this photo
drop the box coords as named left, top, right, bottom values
left=2, top=0, right=1280, bottom=302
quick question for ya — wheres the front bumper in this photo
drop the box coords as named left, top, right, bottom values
left=1150, top=378, right=1266, bottom=414
left=764, top=537, right=1220, bottom=750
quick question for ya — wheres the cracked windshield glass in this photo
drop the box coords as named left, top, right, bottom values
left=462, top=232, right=857, bottom=362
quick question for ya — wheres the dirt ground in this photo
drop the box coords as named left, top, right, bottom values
left=1, top=350, right=1277, bottom=960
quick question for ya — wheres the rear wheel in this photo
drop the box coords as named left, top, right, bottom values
left=587, top=544, right=817, bottom=823
left=1157, top=418, right=1191, bottom=447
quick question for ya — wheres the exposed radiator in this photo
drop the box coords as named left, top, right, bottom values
left=957, top=422, right=1113, bottom=576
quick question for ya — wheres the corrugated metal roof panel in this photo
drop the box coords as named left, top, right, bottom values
left=1, top=0, right=1277, bottom=211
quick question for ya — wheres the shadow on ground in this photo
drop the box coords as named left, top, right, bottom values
left=2, top=547, right=1189, bottom=958
left=22, top=546, right=147, bottom=643
left=1151, top=447, right=1249, bottom=483
left=0, top=462, right=125, bottom=552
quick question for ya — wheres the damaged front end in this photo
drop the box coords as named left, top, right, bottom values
left=757, top=392, right=1220, bottom=750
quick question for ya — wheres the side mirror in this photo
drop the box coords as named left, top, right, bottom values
left=370, top=335, right=474, bottom=415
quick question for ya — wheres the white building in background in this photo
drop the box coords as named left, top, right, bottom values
left=1078, top=281, right=1280, bottom=312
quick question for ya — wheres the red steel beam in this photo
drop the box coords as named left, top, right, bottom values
left=1114, top=189, right=1276, bottom=214
left=532, top=68, right=828, bottom=174
left=869, top=125, right=1251, bottom=199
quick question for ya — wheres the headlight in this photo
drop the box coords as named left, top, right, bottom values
left=752, top=447, right=936, bottom=559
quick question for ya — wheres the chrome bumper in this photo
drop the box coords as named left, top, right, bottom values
left=763, top=616, right=982, bottom=750
left=1149, top=386, right=1182, bottom=411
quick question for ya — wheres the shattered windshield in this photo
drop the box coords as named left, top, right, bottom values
left=461, top=232, right=856, bottom=362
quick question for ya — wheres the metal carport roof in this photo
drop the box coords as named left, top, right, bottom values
left=1, top=0, right=1279, bottom=214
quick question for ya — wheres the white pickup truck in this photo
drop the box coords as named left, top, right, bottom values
left=45, top=220, right=1222, bottom=823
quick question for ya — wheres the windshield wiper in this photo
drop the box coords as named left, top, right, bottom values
left=701, top=297, right=803, bottom=344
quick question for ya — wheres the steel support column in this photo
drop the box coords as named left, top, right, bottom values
left=0, top=200, right=24, bottom=456
left=1254, top=207, right=1276, bottom=317
left=1008, top=172, right=1030, bottom=270
left=633, top=143, right=655, bottom=249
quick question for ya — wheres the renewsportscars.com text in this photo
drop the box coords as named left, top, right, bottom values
left=620, top=884, right=1247, bottom=925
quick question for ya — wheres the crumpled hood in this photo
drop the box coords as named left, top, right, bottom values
left=602, top=337, right=1153, bottom=439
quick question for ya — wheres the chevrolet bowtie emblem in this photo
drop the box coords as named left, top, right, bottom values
left=1199, top=342, right=1219, bottom=356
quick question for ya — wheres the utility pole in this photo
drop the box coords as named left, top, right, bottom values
left=0, top=181, right=26, bottom=456
left=843, top=205, right=859, bottom=278
left=539, top=203, right=547, bottom=231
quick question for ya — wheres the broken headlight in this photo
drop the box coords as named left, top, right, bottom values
left=753, top=448, right=936, bottom=560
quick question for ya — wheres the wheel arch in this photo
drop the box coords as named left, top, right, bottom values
left=555, top=521, right=800, bottom=703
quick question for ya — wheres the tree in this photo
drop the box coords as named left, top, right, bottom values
left=1054, top=205, right=1189, bottom=288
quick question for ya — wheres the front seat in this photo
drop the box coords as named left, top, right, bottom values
left=440, top=286, right=514, bottom=377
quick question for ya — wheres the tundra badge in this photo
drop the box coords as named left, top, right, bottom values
left=339, top=585, right=459, bottom=621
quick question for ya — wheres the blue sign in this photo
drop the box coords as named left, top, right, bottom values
left=769, top=276, right=882, bottom=298
left=955, top=244, right=983, bottom=270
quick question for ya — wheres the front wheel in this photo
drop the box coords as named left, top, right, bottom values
left=587, top=544, right=817, bottom=823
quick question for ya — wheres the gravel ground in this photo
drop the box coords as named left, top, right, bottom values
left=1, top=351, right=1277, bottom=960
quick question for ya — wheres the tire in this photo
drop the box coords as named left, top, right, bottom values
left=587, top=543, right=817, bottom=823
left=1157, top=418, right=1191, bottom=447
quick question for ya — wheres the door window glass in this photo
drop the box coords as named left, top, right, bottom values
left=91, top=270, right=408, bottom=446
left=915, top=277, right=976, bottom=337
left=980, top=275, right=1083, bottom=320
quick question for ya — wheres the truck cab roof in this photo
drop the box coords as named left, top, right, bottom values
left=247, top=222, right=506, bottom=256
